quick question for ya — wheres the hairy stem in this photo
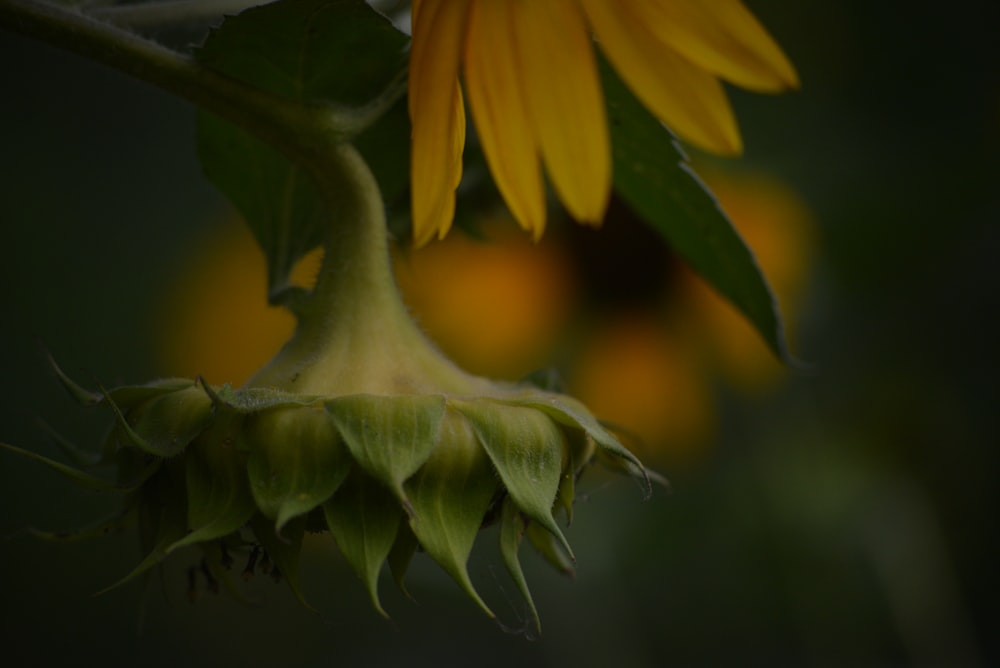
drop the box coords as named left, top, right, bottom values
left=246, top=142, right=485, bottom=397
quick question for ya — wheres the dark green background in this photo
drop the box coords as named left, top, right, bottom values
left=2, top=1, right=998, bottom=665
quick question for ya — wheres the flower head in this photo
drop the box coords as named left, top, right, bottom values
left=408, top=0, right=799, bottom=244
left=4, top=144, right=650, bottom=631
left=13, top=354, right=643, bottom=629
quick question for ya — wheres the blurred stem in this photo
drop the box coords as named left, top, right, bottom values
left=0, top=0, right=404, bottom=157
left=89, top=0, right=269, bottom=27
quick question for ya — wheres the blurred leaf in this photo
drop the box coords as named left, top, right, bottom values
left=603, top=61, right=789, bottom=361
left=195, top=0, right=409, bottom=295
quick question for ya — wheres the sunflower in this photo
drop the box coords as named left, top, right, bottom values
left=408, top=0, right=799, bottom=245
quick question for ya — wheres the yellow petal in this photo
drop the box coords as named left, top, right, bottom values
left=510, top=0, right=610, bottom=225
left=409, top=0, right=470, bottom=246
left=626, top=0, right=799, bottom=92
left=580, top=0, right=742, bottom=155
left=463, top=0, right=546, bottom=239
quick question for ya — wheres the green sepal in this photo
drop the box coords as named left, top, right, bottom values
left=499, top=498, right=540, bottom=634
left=245, top=406, right=350, bottom=531
left=404, top=413, right=498, bottom=617
left=167, top=419, right=256, bottom=553
left=323, top=469, right=402, bottom=617
left=526, top=521, right=575, bottom=577
left=504, top=391, right=651, bottom=497
left=326, top=394, right=446, bottom=512
left=104, top=379, right=198, bottom=412
left=36, top=419, right=101, bottom=467
left=101, top=387, right=200, bottom=459
left=453, top=399, right=573, bottom=560
left=28, top=508, right=136, bottom=542
left=387, top=522, right=419, bottom=599
left=0, top=440, right=148, bottom=494
left=208, top=383, right=320, bottom=414
left=250, top=513, right=312, bottom=609
left=557, top=428, right=596, bottom=526
left=47, top=354, right=101, bottom=406
left=97, top=460, right=189, bottom=594
left=119, top=385, right=214, bottom=458
left=594, top=446, right=671, bottom=492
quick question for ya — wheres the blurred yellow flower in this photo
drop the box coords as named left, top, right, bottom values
left=393, top=215, right=577, bottom=379
left=157, top=215, right=575, bottom=384
left=155, top=219, right=323, bottom=386
left=569, top=312, right=715, bottom=462
left=409, top=0, right=799, bottom=245
left=569, top=169, right=816, bottom=462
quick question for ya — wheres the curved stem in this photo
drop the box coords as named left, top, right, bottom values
left=0, top=0, right=402, bottom=155
left=245, top=144, right=486, bottom=398
left=3, top=0, right=457, bottom=397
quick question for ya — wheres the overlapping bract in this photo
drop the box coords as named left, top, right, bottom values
left=10, top=359, right=647, bottom=629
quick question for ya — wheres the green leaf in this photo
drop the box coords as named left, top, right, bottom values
left=403, top=413, right=498, bottom=617
left=603, top=60, right=789, bottom=361
left=323, top=469, right=402, bottom=617
left=326, top=394, right=446, bottom=510
left=499, top=498, right=540, bottom=634
left=195, top=0, right=409, bottom=294
left=168, top=419, right=257, bottom=553
left=453, top=400, right=573, bottom=560
left=245, top=406, right=351, bottom=530
left=250, top=514, right=312, bottom=609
